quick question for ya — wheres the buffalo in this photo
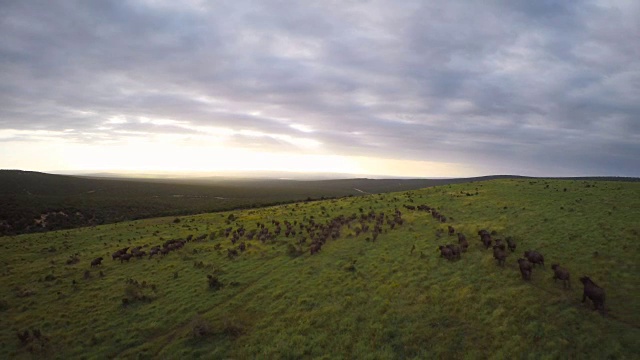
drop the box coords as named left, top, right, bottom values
left=551, top=264, right=571, bottom=288
left=310, top=243, right=322, bottom=255
left=517, top=258, right=532, bottom=280
left=481, top=234, right=492, bottom=249
left=112, top=247, right=130, bottom=260
left=119, top=253, right=133, bottom=263
left=493, top=244, right=507, bottom=266
left=438, top=245, right=454, bottom=261
left=506, top=237, right=517, bottom=252
left=227, top=248, right=239, bottom=258
left=446, top=244, right=461, bottom=260
left=458, top=234, right=469, bottom=252
left=524, top=251, right=545, bottom=268
left=580, top=276, right=605, bottom=313
left=90, top=257, right=103, bottom=267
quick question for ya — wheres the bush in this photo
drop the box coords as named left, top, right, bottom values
left=223, top=317, right=246, bottom=339
left=0, top=299, right=8, bottom=311
left=190, top=316, right=213, bottom=339
left=14, top=286, right=35, bottom=298
left=65, top=254, right=80, bottom=265
left=16, top=328, right=51, bottom=355
left=286, top=244, right=303, bottom=258
left=123, top=279, right=156, bottom=304
left=207, top=275, right=223, bottom=290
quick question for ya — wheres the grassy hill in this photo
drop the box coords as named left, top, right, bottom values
left=0, top=170, right=525, bottom=236
left=1, top=178, right=639, bottom=358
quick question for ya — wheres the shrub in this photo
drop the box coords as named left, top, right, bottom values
left=286, top=244, right=303, bottom=258
left=223, top=317, right=246, bottom=339
left=207, top=275, right=223, bottom=290
left=123, top=279, right=156, bottom=304
left=0, top=299, right=9, bottom=311
left=190, top=316, right=213, bottom=339
left=16, top=328, right=51, bottom=355
left=14, top=286, right=35, bottom=298
left=65, top=254, right=80, bottom=265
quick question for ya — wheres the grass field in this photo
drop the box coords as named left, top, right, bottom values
left=1, top=178, right=639, bottom=359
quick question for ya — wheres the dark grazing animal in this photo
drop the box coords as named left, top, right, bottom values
left=90, top=257, right=103, bottom=267
left=112, top=247, right=130, bottom=260
left=148, top=247, right=160, bottom=258
left=506, top=237, right=517, bottom=252
left=458, top=234, right=469, bottom=252
left=119, top=253, right=133, bottom=263
left=310, top=243, right=322, bottom=255
left=438, top=245, right=453, bottom=261
left=446, top=244, right=461, bottom=260
left=551, top=264, right=571, bottom=288
left=492, top=244, right=507, bottom=266
left=517, top=258, right=532, bottom=280
left=580, top=276, right=605, bottom=313
left=481, top=234, right=492, bottom=249
left=17, top=330, right=30, bottom=345
left=448, top=226, right=455, bottom=236
left=524, top=251, right=545, bottom=267
left=227, top=248, right=239, bottom=258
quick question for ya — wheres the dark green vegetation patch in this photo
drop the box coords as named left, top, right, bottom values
left=1, top=179, right=639, bottom=358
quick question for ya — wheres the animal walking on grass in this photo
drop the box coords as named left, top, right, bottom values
left=551, top=264, right=571, bottom=288
left=580, top=276, right=606, bottom=314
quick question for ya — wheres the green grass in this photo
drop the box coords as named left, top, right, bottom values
left=1, top=179, right=639, bottom=359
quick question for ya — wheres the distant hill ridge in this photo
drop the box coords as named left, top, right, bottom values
left=0, top=170, right=637, bottom=236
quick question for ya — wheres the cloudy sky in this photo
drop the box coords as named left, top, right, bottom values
left=1, top=0, right=638, bottom=177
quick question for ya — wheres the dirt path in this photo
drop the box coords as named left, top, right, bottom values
left=353, top=188, right=371, bottom=194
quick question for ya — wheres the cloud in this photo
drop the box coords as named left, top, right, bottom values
left=0, top=0, right=639, bottom=176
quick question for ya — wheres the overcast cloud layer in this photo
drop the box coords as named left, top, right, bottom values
left=1, top=0, right=639, bottom=176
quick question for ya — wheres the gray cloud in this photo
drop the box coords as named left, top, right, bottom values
left=1, top=0, right=639, bottom=176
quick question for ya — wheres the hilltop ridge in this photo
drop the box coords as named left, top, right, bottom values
left=0, top=170, right=636, bottom=236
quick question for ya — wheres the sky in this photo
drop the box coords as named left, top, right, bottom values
left=1, top=0, right=639, bottom=178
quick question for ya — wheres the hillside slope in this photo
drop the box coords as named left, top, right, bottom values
left=0, top=170, right=524, bottom=236
left=1, top=178, right=639, bottom=358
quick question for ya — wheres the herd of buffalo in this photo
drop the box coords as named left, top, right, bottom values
left=433, top=212, right=606, bottom=314
left=87, top=199, right=606, bottom=315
